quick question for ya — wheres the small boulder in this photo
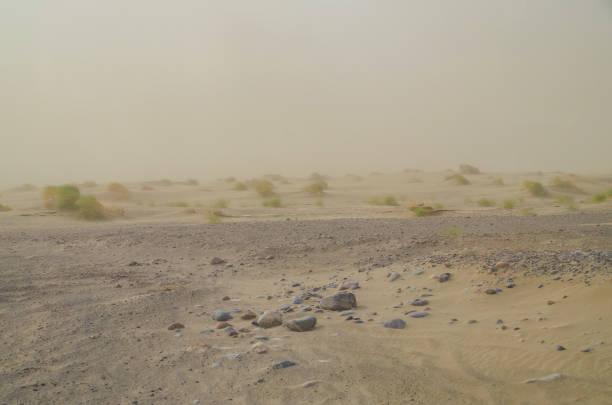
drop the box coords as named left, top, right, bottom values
left=167, top=323, right=185, bottom=331
left=410, top=298, right=428, bottom=306
left=319, top=291, right=357, bottom=311
left=339, top=280, right=359, bottom=290
left=438, top=273, right=451, bottom=282
left=216, top=321, right=232, bottom=329
left=211, top=257, right=226, bottom=265
left=388, top=272, right=400, bottom=282
left=485, top=289, right=497, bottom=295
left=384, top=319, right=406, bottom=329
left=409, top=312, right=429, bottom=318
left=211, top=310, right=232, bottom=321
left=256, top=311, right=283, bottom=328
left=240, top=310, right=257, bottom=320
left=285, top=315, right=317, bottom=332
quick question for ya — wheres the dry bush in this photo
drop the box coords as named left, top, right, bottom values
left=0, top=204, right=11, bottom=212
left=502, top=199, right=516, bottom=209
left=477, top=198, right=495, bottom=207
left=303, top=180, right=328, bottom=196
left=445, top=174, right=470, bottom=185
left=459, top=164, right=481, bottom=175
left=254, top=180, right=275, bottom=197
left=366, top=196, right=398, bottom=206
left=492, top=177, right=504, bottom=186
left=75, top=195, right=106, bottom=220
left=315, top=199, right=324, bottom=207
left=213, top=199, right=228, bottom=208
left=207, top=210, right=222, bottom=223
left=550, top=177, right=585, bottom=194
left=262, top=197, right=283, bottom=208
left=591, top=193, right=607, bottom=203
left=555, top=195, right=578, bottom=211
left=521, top=181, right=549, bottom=197
left=43, top=186, right=59, bottom=208
left=233, top=182, right=247, bottom=191
left=54, top=185, right=80, bottom=210
left=107, top=182, right=129, bottom=200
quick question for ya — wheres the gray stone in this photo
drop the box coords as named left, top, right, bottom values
left=485, top=289, right=497, bottom=295
left=413, top=269, right=424, bottom=276
left=339, top=280, right=359, bottom=290
left=384, top=319, right=406, bottom=329
left=388, top=272, right=400, bottom=282
left=285, top=315, right=317, bottom=332
left=410, top=298, right=428, bottom=306
left=211, top=257, right=226, bottom=265
left=409, top=312, right=429, bottom=318
left=272, top=360, right=297, bottom=370
left=256, top=311, right=283, bottom=328
left=438, top=273, right=451, bottom=282
left=211, top=310, right=232, bottom=321
left=320, top=291, right=357, bottom=311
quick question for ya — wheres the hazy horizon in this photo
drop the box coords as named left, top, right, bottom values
left=2, top=1, right=612, bottom=188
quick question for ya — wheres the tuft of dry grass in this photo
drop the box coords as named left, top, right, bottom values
left=477, top=198, right=495, bottom=207
left=233, top=182, right=247, bottom=191
left=213, top=199, right=228, bottom=209
left=303, top=180, right=328, bottom=196
left=262, top=197, right=283, bottom=208
left=108, top=182, right=129, bottom=200
left=591, top=193, right=607, bottom=203
left=492, top=177, right=504, bottom=186
left=555, top=195, right=578, bottom=211
left=254, top=180, right=275, bottom=197
left=207, top=211, right=222, bottom=224
left=0, top=203, right=11, bottom=212
left=549, top=177, right=584, bottom=194
left=521, top=181, right=549, bottom=197
left=75, top=195, right=106, bottom=220
left=502, top=199, right=516, bottom=209
left=366, top=196, right=398, bottom=206
left=446, top=174, right=470, bottom=185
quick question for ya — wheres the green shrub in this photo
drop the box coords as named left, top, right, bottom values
left=502, top=199, right=516, bottom=209
left=75, top=195, right=106, bottom=220
left=607, top=188, right=612, bottom=198
left=459, top=164, right=481, bottom=175
left=107, top=182, right=129, bottom=200
left=254, top=180, right=275, bottom=197
left=0, top=204, right=11, bottom=212
left=441, top=226, right=461, bottom=238
left=446, top=174, right=470, bottom=185
left=165, top=201, right=189, bottom=207
left=213, top=199, right=228, bottom=209
left=233, top=182, right=247, bottom=191
left=555, top=195, right=578, bottom=211
left=55, top=185, right=80, bottom=210
left=303, top=180, right=328, bottom=196
left=262, top=197, right=283, bottom=208
left=412, top=206, right=434, bottom=217
left=591, top=193, right=607, bottom=203
left=477, top=198, right=494, bottom=207
left=521, top=181, right=549, bottom=197
left=43, top=186, right=59, bottom=208
left=366, top=195, right=398, bottom=206
left=160, top=178, right=173, bottom=186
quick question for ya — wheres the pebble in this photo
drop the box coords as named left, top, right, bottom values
left=556, top=345, right=566, bottom=351
left=222, top=296, right=230, bottom=301
left=211, top=257, right=226, bottom=265
left=524, top=373, right=563, bottom=383
left=581, top=347, right=594, bottom=353
left=254, top=335, right=269, bottom=340
left=256, top=311, right=283, bottom=328
left=216, top=322, right=232, bottom=329
left=167, top=323, right=185, bottom=331
left=320, top=291, right=357, bottom=311
left=285, top=315, right=317, bottom=332
left=495, top=262, right=509, bottom=270
left=251, top=342, right=268, bottom=354
left=384, top=319, right=406, bottom=329
left=412, top=269, right=424, bottom=276
left=438, top=273, right=451, bottom=282
left=292, top=297, right=304, bottom=305
left=340, top=309, right=355, bottom=316
left=211, top=310, right=232, bottom=321
left=225, top=326, right=238, bottom=337
left=468, top=320, right=477, bottom=324
left=485, top=289, right=497, bottom=295
left=410, top=298, right=428, bottom=306
left=241, top=310, right=257, bottom=320
left=339, top=280, right=359, bottom=290
left=223, top=353, right=242, bottom=360
left=409, top=312, right=429, bottom=318
left=388, top=272, right=400, bottom=282
left=272, top=360, right=297, bottom=370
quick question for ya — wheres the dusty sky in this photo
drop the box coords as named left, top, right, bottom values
left=2, top=1, right=611, bottom=187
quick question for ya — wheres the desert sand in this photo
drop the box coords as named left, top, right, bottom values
left=1, top=170, right=611, bottom=405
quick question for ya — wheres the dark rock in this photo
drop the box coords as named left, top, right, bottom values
left=384, top=319, right=406, bottom=329
left=272, top=360, right=297, bottom=370
left=211, top=257, right=226, bottom=265
left=410, top=298, right=428, bottom=306
left=438, top=273, right=451, bottom=282
left=285, top=315, right=317, bottom=332
left=167, top=323, right=185, bottom=330
left=409, top=312, right=429, bottom=318
left=211, top=310, right=232, bottom=321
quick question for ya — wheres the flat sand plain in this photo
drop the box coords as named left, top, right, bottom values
left=1, top=171, right=611, bottom=405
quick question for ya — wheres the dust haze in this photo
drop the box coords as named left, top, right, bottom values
left=2, top=1, right=612, bottom=187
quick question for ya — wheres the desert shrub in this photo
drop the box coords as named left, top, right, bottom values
left=303, top=180, right=328, bottom=196
left=412, top=206, right=433, bottom=217
left=185, top=178, right=199, bottom=186
left=591, top=193, right=607, bottom=203
left=477, top=198, right=495, bottom=207
left=81, top=181, right=97, bottom=188
left=213, top=199, right=228, bottom=208
left=262, top=197, right=283, bottom=208
left=165, top=201, right=189, bottom=207
left=0, top=204, right=11, bottom=212
left=492, top=177, right=504, bottom=186
left=433, top=203, right=444, bottom=209
left=254, top=180, right=275, bottom=197
left=606, top=188, right=612, bottom=197
left=310, top=172, right=329, bottom=181
left=55, top=185, right=80, bottom=210
left=459, top=164, right=481, bottom=175
left=441, top=226, right=461, bottom=238
left=75, top=195, right=106, bottom=220
left=315, top=199, right=324, bottom=207
left=366, top=196, right=398, bottom=206
left=107, top=182, right=129, bottom=200
left=42, top=186, right=59, bottom=208
left=233, top=182, right=247, bottom=191
left=550, top=177, right=584, bottom=194
left=555, top=195, right=578, bottom=211
left=521, top=181, right=549, bottom=197
left=502, top=199, right=516, bottom=209
left=446, top=174, right=470, bottom=185
left=207, top=211, right=222, bottom=224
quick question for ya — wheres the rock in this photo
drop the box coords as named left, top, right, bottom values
left=216, top=322, right=232, bottom=329
left=211, top=362, right=221, bottom=368
left=272, top=360, right=297, bottom=370
left=468, top=319, right=477, bottom=324
left=409, top=312, right=429, bottom=318
left=320, top=292, right=357, bottom=311
left=211, top=257, right=226, bottom=265
left=251, top=342, right=268, bottom=354
left=556, top=345, right=566, bottom=351
left=495, top=262, right=509, bottom=270
left=384, top=319, right=406, bottom=329
left=506, top=283, right=515, bottom=288
left=547, top=300, right=555, bottom=305
left=438, top=273, right=451, bottom=282
left=339, top=280, right=359, bottom=290
left=256, top=311, right=283, bottom=328
left=412, top=269, right=424, bottom=276
left=238, top=327, right=250, bottom=333
left=485, top=289, right=497, bottom=295
left=211, top=310, right=232, bottom=321
left=581, top=348, right=593, bottom=353
left=223, top=353, right=242, bottom=360
left=339, top=309, right=355, bottom=316
left=225, top=326, right=238, bottom=337
left=241, top=310, right=257, bottom=320
left=292, top=297, right=304, bottom=305
left=299, top=380, right=322, bottom=388
left=254, top=335, right=268, bottom=340
left=388, top=272, right=400, bottom=282
left=285, top=315, right=317, bottom=332
left=167, top=323, right=185, bottom=330
left=524, top=373, right=563, bottom=384
left=410, top=298, right=428, bottom=306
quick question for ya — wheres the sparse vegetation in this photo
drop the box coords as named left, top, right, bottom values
left=160, top=179, right=173, bottom=186
left=518, top=208, right=535, bottom=216
left=555, top=195, right=578, bottom=211
left=521, top=181, right=549, bottom=197
left=477, top=198, right=495, bottom=207
left=492, top=177, right=504, bottom=186
left=459, top=164, right=481, bottom=175
left=303, top=180, right=328, bottom=196
left=233, top=182, right=247, bottom=191
left=446, top=174, right=470, bottom=185
left=607, top=188, right=612, bottom=198
left=0, top=204, right=11, bottom=212
left=441, top=226, right=461, bottom=238
left=412, top=206, right=433, bottom=217
left=164, top=201, right=189, bottom=207
left=366, top=196, right=398, bottom=206
left=502, top=199, right=516, bottom=209
left=55, top=185, right=81, bottom=210
left=433, top=203, right=444, bottom=209
left=262, top=197, right=283, bottom=208
left=43, top=186, right=59, bottom=209
left=207, top=211, right=222, bottom=224
left=185, top=179, right=199, bottom=186
left=75, top=195, right=106, bottom=220
left=315, top=199, right=324, bottom=207
left=213, top=199, right=228, bottom=209
left=225, top=177, right=236, bottom=183
left=107, top=182, right=129, bottom=200
left=550, top=177, right=584, bottom=194
left=591, top=193, right=607, bottom=203
left=254, top=180, right=275, bottom=198
left=310, top=172, right=329, bottom=181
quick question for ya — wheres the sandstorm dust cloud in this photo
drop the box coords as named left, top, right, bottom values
left=1, top=1, right=612, bottom=188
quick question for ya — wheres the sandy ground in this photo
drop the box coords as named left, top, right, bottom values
left=1, top=171, right=611, bottom=405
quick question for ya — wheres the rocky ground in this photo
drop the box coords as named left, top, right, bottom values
left=1, top=212, right=611, bottom=405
